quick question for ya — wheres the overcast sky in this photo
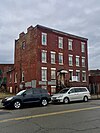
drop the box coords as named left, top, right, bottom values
left=0, top=0, right=100, bottom=70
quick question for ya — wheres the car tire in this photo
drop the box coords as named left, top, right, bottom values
left=41, top=99, right=48, bottom=106
left=83, top=96, right=88, bottom=102
left=13, top=100, right=21, bottom=109
left=63, top=97, right=69, bottom=104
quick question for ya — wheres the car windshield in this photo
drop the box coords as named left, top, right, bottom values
left=16, top=90, right=26, bottom=95
left=58, top=88, right=69, bottom=94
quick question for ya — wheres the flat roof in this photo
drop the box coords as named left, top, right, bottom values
left=36, top=24, right=88, bottom=41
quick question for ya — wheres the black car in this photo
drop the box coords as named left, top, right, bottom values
left=1, top=88, right=51, bottom=109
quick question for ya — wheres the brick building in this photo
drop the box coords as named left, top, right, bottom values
left=0, top=64, right=14, bottom=92
left=9, top=24, right=88, bottom=94
left=89, top=70, right=100, bottom=94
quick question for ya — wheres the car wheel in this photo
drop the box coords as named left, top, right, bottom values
left=41, top=99, right=48, bottom=106
left=83, top=96, right=88, bottom=102
left=13, top=101, right=21, bottom=109
left=63, top=97, right=69, bottom=104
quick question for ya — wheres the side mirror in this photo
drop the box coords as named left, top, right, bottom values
left=23, top=93, right=26, bottom=96
left=68, top=91, right=70, bottom=94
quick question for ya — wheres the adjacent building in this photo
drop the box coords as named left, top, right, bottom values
left=10, top=25, right=88, bottom=94
left=89, top=70, right=100, bottom=94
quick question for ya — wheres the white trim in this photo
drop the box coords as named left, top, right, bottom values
left=51, top=51, right=56, bottom=54
left=41, top=67, right=47, bottom=70
left=69, top=69, right=73, bottom=72
left=76, top=70, right=80, bottom=72
left=51, top=68, right=56, bottom=70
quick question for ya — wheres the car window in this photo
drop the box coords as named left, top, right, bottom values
left=41, top=89, right=48, bottom=93
left=69, top=89, right=75, bottom=93
left=33, top=89, right=41, bottom=94
left=25, top=89, right=33, bottom=95
left=74, top=88, right=87, bottom=92
left=59, top=89, right=69, bottom=94
left=81, top=88, right=87, bottom=92
left=16, top=90, right=26, bottom=95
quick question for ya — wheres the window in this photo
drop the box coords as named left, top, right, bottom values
left=82, top=57, right=85, bottom=67
left=51, top=51, right=56, bottom=64
left=58, top=37, right=63, bottom=49
left=69, top=70, right=73, bottom=81
left=68, top=39, right=73, bottom=50
left=9, top=73, right=12, bottom=83
left=42, top=50, right=47, bottom=63
left=41, top=67, right=47, bottom=81
left=42, top=33, right=47, bottom=45
left=51, top=86, right=56, bottom=94
left=41, top=86, right=47, bottom=90
left=22, top=71, right=24, bottom=82
left=25, top=89, right=33, bottom=95
left=22, top=41, right=26, bottom=49
left=81, top=42, right=85, bottom=52
left=51, top=68, right=56, bottom=80
left=69, top=55, right=73, bottom=66
left=76, top=70, right=80, bottom=81
left=15, top=73, right=17, bottom=83
left=59, top=53, right=63, bottom=64
left=82, top=71, right=86, bottom=82
left=76, top=56, right=80, bottom=66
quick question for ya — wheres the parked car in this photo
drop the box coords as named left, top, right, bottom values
left=1, top=88, right=51, bottom=109
left=51, top=87, right=91, bottom=104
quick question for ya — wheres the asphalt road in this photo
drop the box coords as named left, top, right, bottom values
left=0, top=100, right=100, bottom=133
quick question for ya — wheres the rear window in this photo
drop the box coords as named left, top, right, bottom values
left=74, top=88, right=87, bottom=92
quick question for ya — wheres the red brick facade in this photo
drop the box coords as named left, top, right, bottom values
left=12, top=25, right=89, bottom=94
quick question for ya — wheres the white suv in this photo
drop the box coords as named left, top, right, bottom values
left=51, top=87, right=91, bottom=104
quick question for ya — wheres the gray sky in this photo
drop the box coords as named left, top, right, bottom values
left=0, top=0, right=100, bottom=70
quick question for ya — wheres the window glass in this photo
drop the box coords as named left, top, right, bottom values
left=58, top=37, right=63, bottom=49
left=69, top=55, right=73, bottom=66
left=42, top=33, right=47, bottom=45
left=41, top=67, right=47, bottom=81
left=76, top=56, right=79, bottom=66
left=33, top=89, right=41, bottom=94
left=51, top=52, right=55, bottom=64
left=59, top=53, right=63, bottom=64
left=42, top=50, right=47, bottom=63
left=25, top=89, right=33, bottom=95
left=51, top=69, right=56, bottom=80
left=81, top=43, right=85, bottom=52
left=69, top=89, right=75, bottom=93
left=68, top=40, right=73, bottom=50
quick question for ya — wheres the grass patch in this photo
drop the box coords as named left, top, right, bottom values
left=0, top=92, right=14, bottom=99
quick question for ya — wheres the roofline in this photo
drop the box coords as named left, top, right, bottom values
left=36, top=24, right=88, bottom=41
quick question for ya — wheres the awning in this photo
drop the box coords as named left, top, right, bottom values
left=60, top=70, right=68, bottom=74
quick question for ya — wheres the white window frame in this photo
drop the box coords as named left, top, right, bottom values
left=76, top=70, right=80, bottom=82
left=59, top=53, right=63, bottom=65
left=15, top=72, right=17, bottom=83
left=82, top=71, right=86, bottom=82
left=51, top=51, right=56, bottom=64
left=69, top=55, right=73, bottom=66
left=51, top=86, right=56, bottom=94
left=82, top=57, right=85, bottom=67
left=81, top=42, right=85, bottom=52
left=58, top=37, right=63, bottom=49
left=68, top=39, right=73, bottom=50
left=42, top=50, right=47, bottom=63
left=42, top=33, right=47, bottom=45
left=22, top=71, right=24, bottom=82
left=76, top=56, right=80, bottom=66
left=41, top=67, right=47, bottom=81
left=69, top=69, right=73, bottom=81
left=51, top=68, right=56, bottom=80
